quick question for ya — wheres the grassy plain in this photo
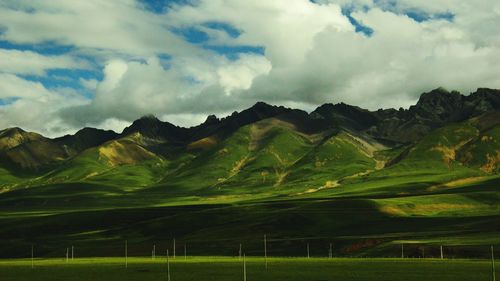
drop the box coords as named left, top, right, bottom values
left=0, top=257, right=496, bottom=281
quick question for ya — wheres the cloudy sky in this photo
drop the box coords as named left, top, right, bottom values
left=1, top=0, right=500, bottom=136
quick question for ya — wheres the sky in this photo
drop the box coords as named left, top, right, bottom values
left=0, top=0, right=500, bottom=137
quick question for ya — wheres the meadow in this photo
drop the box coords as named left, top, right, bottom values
left=0, top=257, right=496, bottom=281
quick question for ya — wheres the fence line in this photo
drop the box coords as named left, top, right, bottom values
left=18, top=239, right=498, bottom=261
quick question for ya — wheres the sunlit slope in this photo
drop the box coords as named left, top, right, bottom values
left=169, top=117, right=385, bottom=194
left=0, top=128, right=44, bottom=151
left=458, top=124, right=500, bottom=173
left=0, top=129, right=70, bottom=170
left=172, top=119, right=315, bottom=192
left=319, top=118, right=498, bottom=198
left=0, top=167, right=22, bottom=189
left=7, top=113, right=497, bottom=197
left=217, top=119, right=314, bottom=189
left=0, top=127, right=117, bottom=172
left=38, top=134, right=169, bottom=188
left=284, top=131, right=379, bottom=191
left=374, top=188, right=500, bottom=217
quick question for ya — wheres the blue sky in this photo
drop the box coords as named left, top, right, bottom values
left=0, top=0, right=499, bottom=136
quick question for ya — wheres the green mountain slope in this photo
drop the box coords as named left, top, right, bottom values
left=37, top=134, right=169, bottom=189
left=284, top=131, right=379, bottom=191
left=0, top=89, right=498, bottom=258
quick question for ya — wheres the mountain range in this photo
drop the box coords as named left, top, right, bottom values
left=1, top=87, right=498, bottom=184
left=0, top=87, right=499, bottom=258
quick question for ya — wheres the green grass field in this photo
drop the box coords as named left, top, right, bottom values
left=0, top=176, right=499, bottom=259
left=0, top=257, right=496, bottom=281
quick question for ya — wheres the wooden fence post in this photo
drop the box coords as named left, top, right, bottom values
left=243, top=253, right=247, bottom=281
left=31, top=245, right=34, bottom=269
left=264, top=235, right=268, bottom=269
left=167, top=249, right=171, bottom=281
left=492, top=246, right=496, bottom=281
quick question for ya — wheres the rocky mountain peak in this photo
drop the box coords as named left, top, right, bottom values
left=122, top=115, right=189, bottom=144
left=0, top=127, right=44, bottom=151
left=55, top=127, right=119, bottom=152
left=203, top=114, right=219, bottom=125
left=312, top=102, right=378, bottom=131
left=416, top=88, right=462, bottom=110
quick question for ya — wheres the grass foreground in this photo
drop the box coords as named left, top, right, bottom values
left=0, top=257, right=496, bottom=281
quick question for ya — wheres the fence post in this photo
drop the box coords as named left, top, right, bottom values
left=440, top=245, right=443, bottom=259
left=401, top=244, right=404, bottom=259
left=239, top=243, right=242, bottom=260
left=329, top=243, right=333, bottom=259
left=307, top=243, right=310, bottom=259
left=31, top=245, right=34, bottom=269
left=167, top=249, right=171, bottom=281
left=264, top=235, right=267, bottom=269
left=243, top=253, right=247, bottom=281
left=125, top=240, right=128, bottom=269
left=492, top=246, right=496, bottom=281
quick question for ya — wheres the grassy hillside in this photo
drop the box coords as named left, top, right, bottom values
left=459, top=124, right=500, bottom=173
left=0, top=112, right=498, bottom=258
left=17, top=134, right=169, bottom=190
left=284, top=131, right=378, bottom=192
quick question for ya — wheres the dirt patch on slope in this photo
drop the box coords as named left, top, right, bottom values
left=99, top=141, right=156, bottom=166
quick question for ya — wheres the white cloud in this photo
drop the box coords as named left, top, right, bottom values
left=0, top=49, right=89, bottom=75
left=169, top=0, right=353, bottom=67
left=317, top=0, right=374, bottom=9
left=217, top=54, right=271, bottom=96
left=0, top=0, right=199, bottom=57
left=0, top=73, right=52, bottom=99
left=98, top=60, right=129, bottom=93
left=62, top=53, right=272, bottom=126
left=90, top=118, right=131, bottom=134
left=171, top=0, right=500, bottom=109
left=0, top=74, right=87, bottom=137
left=79, top=78, right=98, bottom=91
left=160, top=113, right=213, bottom=128
left=242, top=6, right=500, bottom=109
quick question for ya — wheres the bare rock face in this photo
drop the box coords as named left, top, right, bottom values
left=121, top=115, right=189, bottom=144
left=412, top=88, right=464, bottom=121
left=108, top=88, right=500, bottom=147
left=55, top=127, right=118, bottom=152
left=312, top=88, right=499, bottom=143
